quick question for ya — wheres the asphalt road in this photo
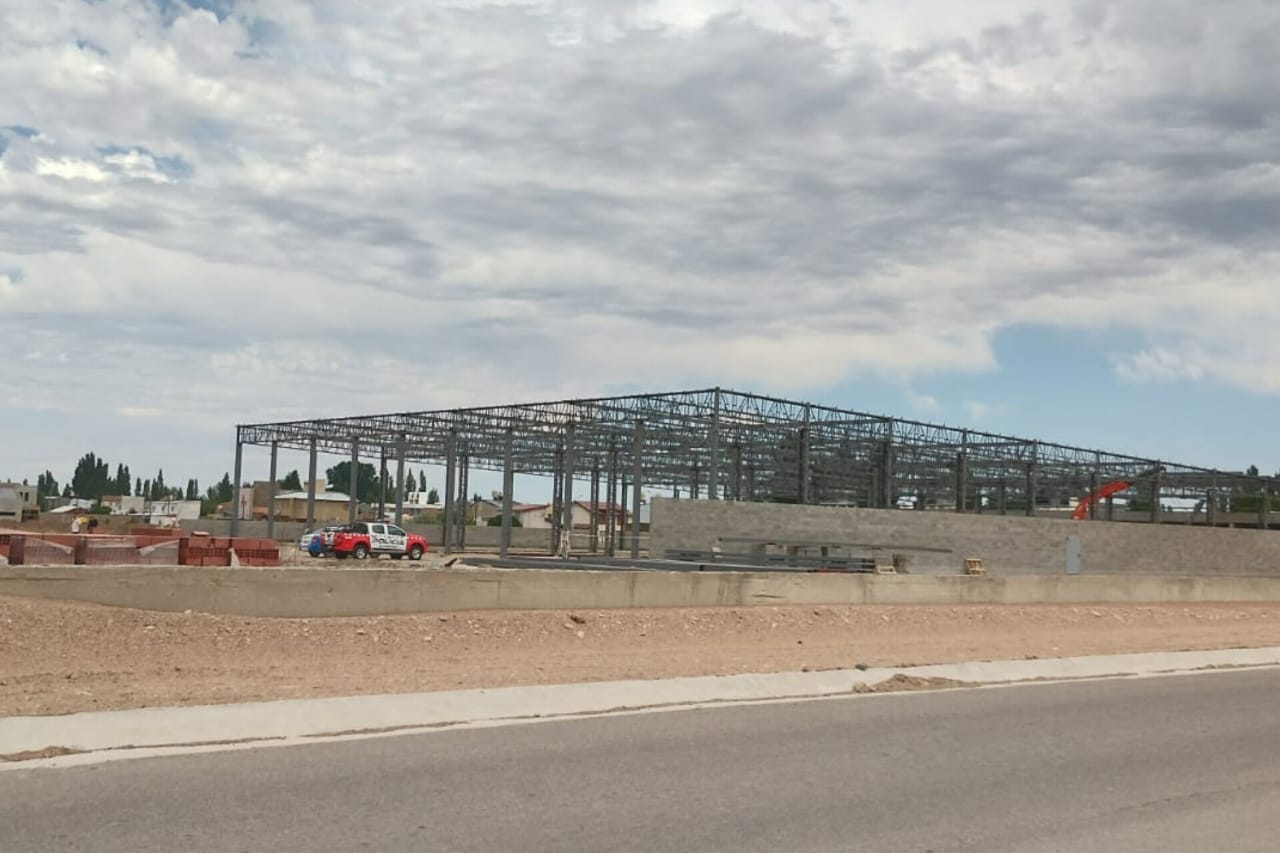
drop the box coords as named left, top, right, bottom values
left=4, top=670, right=1280, bottom=852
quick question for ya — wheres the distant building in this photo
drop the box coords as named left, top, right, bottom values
left=148, top=500, right=202, bottom=527
left=272, top=490, right=355, bottom=523
left=0, top=482, right=34, bottom=523
left=229, top=481, right=357, bottom=523
left=47, top=499, right=95, bottom=515
left=404, top=491, right=438, bottom=511
left=101, top=495, right=147, bottom=515
left=511, top=501, right=628, bottom=530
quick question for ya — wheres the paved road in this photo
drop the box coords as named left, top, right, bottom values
left=4, top=670, right=1280, bottom=852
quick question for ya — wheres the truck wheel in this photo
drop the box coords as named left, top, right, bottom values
left=409, top=544, right=424, bottom=561
left=353, top=543, right=369, bottom=560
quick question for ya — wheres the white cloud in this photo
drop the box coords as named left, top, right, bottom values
left=964, top=401, right=1011, bottom=423
left=1, top=0, right=1280, bottom=482
left=35, top=156, right=109, bottom=182
left=906, top=390, right=941, bottom=414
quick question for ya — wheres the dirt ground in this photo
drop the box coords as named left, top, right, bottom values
left=3, top=595, right=1280, bottom=717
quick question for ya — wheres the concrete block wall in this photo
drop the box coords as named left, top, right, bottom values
left=650, top=498, right=1280, bottom=576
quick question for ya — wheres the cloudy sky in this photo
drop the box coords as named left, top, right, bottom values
left=3, top=0, right=1279, bottom=492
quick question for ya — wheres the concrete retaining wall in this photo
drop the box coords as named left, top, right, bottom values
left=650, top=499, right=1280, bottom=576
left=4, top=566, right=1280, bottom=617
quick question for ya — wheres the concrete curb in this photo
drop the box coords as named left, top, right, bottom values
left=5, top=646, right=1280, bottom=769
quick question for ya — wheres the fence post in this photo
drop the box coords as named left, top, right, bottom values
left=8, top=535, right=25, bottom=566
left=73, top=537, right=89, bottom=566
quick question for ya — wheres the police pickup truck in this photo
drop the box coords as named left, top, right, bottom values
left=331, top=522, right=428, bottom=561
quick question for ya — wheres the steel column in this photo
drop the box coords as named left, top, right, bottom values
left=500, top=428, right=514, bottom=558
left=394, top=434, right=406, bottom=525
left=267, top=440, right=278, bottom=539
left=443, top=431, right=457, bottom=553
left=1148, top=467, right=1161, bottom=524
left=348, top=441, right=359, bottom=524
left=606, top=444, right=619, bottom=557
left=707, top=387, right=721, bottom=500
left=731, top=443, right=742, bottom=501
left=457, top=454, right=469, bottom=550
left=631, top=421, right=644, bottom=558
left=1259, top=480, right=1270, bottom=530
left=550, top=448, right=563, bottom=555
left=880, top=419, right=895, bottom=509
left=1025, top=443, right=1038, bottom=518
left=561, top=424, right=576, bottom=549
left=231, top=436, right=243, bottom=538
left=305, top=438, right=317, bottom=531
left=618, top=478, right=629, bottom=555
left=1208, top=475, right=1218, bottom=527
left=589, top=459, right=600, bottom=553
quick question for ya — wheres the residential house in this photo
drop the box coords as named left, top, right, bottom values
left=272, top=490, right=355, bottom=523
left=231, top=483, right=356, bottom=522
left=0, top=483, right=30, bottom=523
left=101, top=495, right=147, bottom=516
left=511, top=501, right=628, bottom=530
left=148, top=500, right=203, bottom=527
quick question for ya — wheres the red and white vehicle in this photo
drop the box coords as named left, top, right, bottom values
left=331, top=522, right=428, bottom=561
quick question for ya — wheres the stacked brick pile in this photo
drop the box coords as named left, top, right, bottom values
left=1, top=530, right=280, bottom=567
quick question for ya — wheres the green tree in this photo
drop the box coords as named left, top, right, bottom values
left=185, top=479, right=199, bottom=501
left=113, top=464, right=131, bottom=496
left=427, top=487, right=439, bottom=504
left=405, top=471, right=417, bottom=494
left=36, top=470, right=59, bottom=502
left=71, top=452, right=111, bottom=501
left=216, top=473, right=234, bottom=503
left=279, top=469, right=303, bottom=491
left=326, top=461, right=380, bottom=503
left=486, top=514, right=521, bottom=527
left=149, top=470, right=167, bottom=500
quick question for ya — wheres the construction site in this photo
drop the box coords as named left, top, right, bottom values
left=223, top=386, right=1280, bottom=570
left=6, top=386, right=1280, bottom=720
left=4, top=387, right=1280, bottom=573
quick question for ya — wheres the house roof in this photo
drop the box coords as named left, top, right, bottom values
left=275, top=491, right=353, bottom=502
left=512, top=501, right=626, bottom=513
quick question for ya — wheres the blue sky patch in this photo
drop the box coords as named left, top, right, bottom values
left=98, top=144, right=195, bottom=180
left=153, top=0, right=236, bottom=23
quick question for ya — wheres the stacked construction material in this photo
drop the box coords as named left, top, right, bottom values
left=0, top=531, right=280, bottom=567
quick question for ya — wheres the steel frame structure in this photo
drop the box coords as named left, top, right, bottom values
left=233, top=387, right=1276, bottom=553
